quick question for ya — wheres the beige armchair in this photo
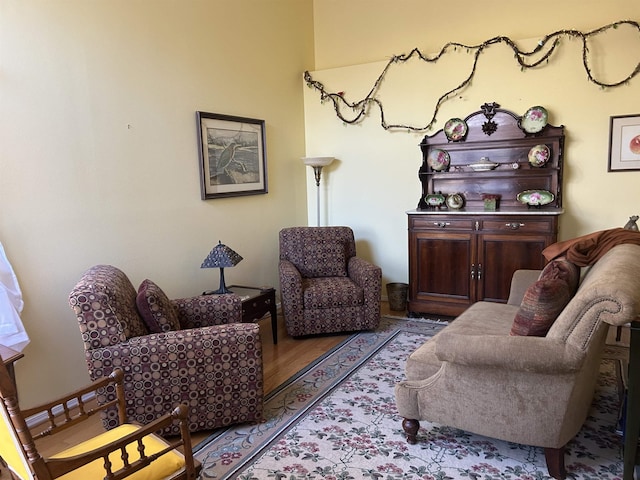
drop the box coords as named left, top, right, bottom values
left=395, top=244, right=640, bottom=479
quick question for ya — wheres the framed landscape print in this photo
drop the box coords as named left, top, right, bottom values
left=608, top=114, right=640, bottom=172
left=197, top=112, right=268, bottom=199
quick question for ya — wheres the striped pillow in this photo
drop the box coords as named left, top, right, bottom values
left=538, top=256, right=580, bottom=296
left=510, top=278, right=572, bottom=336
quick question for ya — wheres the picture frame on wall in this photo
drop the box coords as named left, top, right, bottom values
left=608, top=114, right=640, bottom=172
left=197, top=111, right=268, bottom=199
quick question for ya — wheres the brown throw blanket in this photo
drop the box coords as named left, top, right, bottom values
left=542, top=228, right=640, bottom=266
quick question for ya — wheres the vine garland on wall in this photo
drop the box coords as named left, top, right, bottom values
left=304, top=20, right=640, bottom=132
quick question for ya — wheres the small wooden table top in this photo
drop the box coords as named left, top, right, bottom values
left=202, top=286, right=278, bottom=344
left=0, top=344, right=23, bottom=366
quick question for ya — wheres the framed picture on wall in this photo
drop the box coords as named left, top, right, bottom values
left=608, top=114, right=640, bottom=172
left=197, top=112, right=268, bottom=199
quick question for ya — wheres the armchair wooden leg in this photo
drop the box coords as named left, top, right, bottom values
left=402, top=418, right=419, bottom=444
left=544, top=446, right=567, bottom=479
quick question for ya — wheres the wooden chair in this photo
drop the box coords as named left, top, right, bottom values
left=0, top=354, right=200, bottom=480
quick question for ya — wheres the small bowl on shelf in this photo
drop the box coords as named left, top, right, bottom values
left=468, top=157, right=499, bottom=172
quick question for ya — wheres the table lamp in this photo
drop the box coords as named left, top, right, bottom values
left=201, top=241, right=243, bottom=294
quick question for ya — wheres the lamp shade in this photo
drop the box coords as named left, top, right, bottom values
left=302, top=156, right=334, bottom=167
left=201, top=241, right=243, bottom=269
left=201, top=241, right=242, bottom=295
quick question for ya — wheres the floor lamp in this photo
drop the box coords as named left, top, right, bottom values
left=302, top=156, right=334, bottom=226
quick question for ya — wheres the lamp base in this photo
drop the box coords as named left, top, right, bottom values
left=214, top=267, right=232, bottom=294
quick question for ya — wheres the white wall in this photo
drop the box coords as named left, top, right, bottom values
left=1, top=0, right=314, bottom=406
left=305, top=2, right=640, bottom=288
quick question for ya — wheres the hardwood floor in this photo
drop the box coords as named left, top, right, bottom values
left=35, top=302, right=395, bottom=455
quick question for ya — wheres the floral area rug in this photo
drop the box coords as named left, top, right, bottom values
left=194, top=316, right=624, bottom=479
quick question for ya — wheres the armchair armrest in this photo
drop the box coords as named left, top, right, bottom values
left=86, top=323, right=262, bottom=383
left=347, top=256, right=382, bottom=289
left=279, top=259, right=303, bottom=299
left=172, top=293, right=242, bottom=329
left=434, top=332, right=585, bottom=373
left=46, top=404, right=197, bottom=479
left=506, top=269, right=541, bottom=305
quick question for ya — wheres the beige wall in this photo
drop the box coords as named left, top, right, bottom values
left=3, top=0, right=640, bottom=408
left=305, top=1, right=640, bottom=287
left=1, top=0, right=314, bottom=406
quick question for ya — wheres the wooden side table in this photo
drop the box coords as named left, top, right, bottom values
left=0, top=344, right=24, bottom=396
left=203, top=286, right=278, bottom=344
left=229, top=286, right=278, bottom=344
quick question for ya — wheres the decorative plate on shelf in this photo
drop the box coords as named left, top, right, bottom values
left=446, top=193, right=464, bottom=209
left=520, top=106, right=548, bottom=133
left=516, top=189, right=555, bottom=206
left=528, top=144, right=551, bottom=167
left=427, top=149, right=450, bottom=171
left=424, top=193, right=446, bottom=207
left=444, top=118, right=468, bottom=142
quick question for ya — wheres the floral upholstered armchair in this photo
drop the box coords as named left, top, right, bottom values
left=68, top=264, right=263, bottom=434
left=279, top=226, right=382, bottom=337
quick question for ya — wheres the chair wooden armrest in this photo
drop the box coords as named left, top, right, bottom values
left=1, top=359, right=200, bottom=480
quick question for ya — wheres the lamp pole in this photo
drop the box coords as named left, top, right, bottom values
left=302, top=157, right=334, bottom=227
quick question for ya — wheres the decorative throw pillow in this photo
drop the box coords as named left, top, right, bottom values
left=538, top=256, right=580, bottom=296
left=136, top=279, right=181, bottom=333
left=298, top=241, right=348, bottom=278
left=510, top=278, right=572, bottom=336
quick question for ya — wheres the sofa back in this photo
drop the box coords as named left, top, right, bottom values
left=69, top=265, right=148, bottom=351
left=547, top=243, right=640, bottom=350
left=279, top=226, right=357, bottom=278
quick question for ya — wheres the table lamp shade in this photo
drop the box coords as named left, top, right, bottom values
left=201, top=241, right=242, bottom=294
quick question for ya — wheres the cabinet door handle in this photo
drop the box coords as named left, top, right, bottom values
left=477, top=263, right=482, bottom=280
left=506, top=222, right=525, bottom=230
left=433, top=222, right=451, bottom=228
left=470, top=264, right=475, bottom=280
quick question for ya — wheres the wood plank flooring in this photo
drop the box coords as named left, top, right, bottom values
left=35, top=302, right=394, bottom=455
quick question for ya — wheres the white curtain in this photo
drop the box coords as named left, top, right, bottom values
left=0, top=242, right=29, bottom=352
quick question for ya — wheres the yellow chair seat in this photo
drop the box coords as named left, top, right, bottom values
left=51, top=424, right=185, bottom=480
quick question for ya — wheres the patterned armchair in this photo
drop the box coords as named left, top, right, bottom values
left=279, top=226, right=382, bottom=337
left=68, top=265, right=263, bottom=435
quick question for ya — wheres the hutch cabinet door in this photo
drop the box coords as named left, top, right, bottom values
left=476, top=233, right=550, bottom=303
left=408, top=230, right=475, bottom=316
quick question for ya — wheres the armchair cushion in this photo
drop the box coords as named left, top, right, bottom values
left=300, top=241, right=348, bottom=278
left=303, top=277, right=363, bottom=309
left=510, top=278, right=572, bottom=336
left=136, top=279, right=180, bottom=333
left=51, top=424, right=185, bottom=480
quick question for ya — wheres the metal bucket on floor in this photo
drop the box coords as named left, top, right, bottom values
left=386, top=282, right=408, bottom=311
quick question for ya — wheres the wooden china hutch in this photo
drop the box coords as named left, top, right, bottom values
left=408, top=102, right=564, bottom=317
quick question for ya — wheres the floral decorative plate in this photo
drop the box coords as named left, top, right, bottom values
left=528, top=144, right=550, bottom=167
left=520, top=106, right=548, bottom=133
left=516, top=189, right=555, bottom=206
left=444, top=118, right=468, bottom=142
left=427, top=149, right=450, bottom=171
left=424, top=193, right=446, bottom=207
left=446, top=193, right=464, bottom=209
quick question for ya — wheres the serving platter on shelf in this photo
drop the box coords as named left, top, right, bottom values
left=516, top=189, right=555, bottom=206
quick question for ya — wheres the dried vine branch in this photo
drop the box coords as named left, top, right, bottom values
left=304, top=20, right=640, bottom=132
